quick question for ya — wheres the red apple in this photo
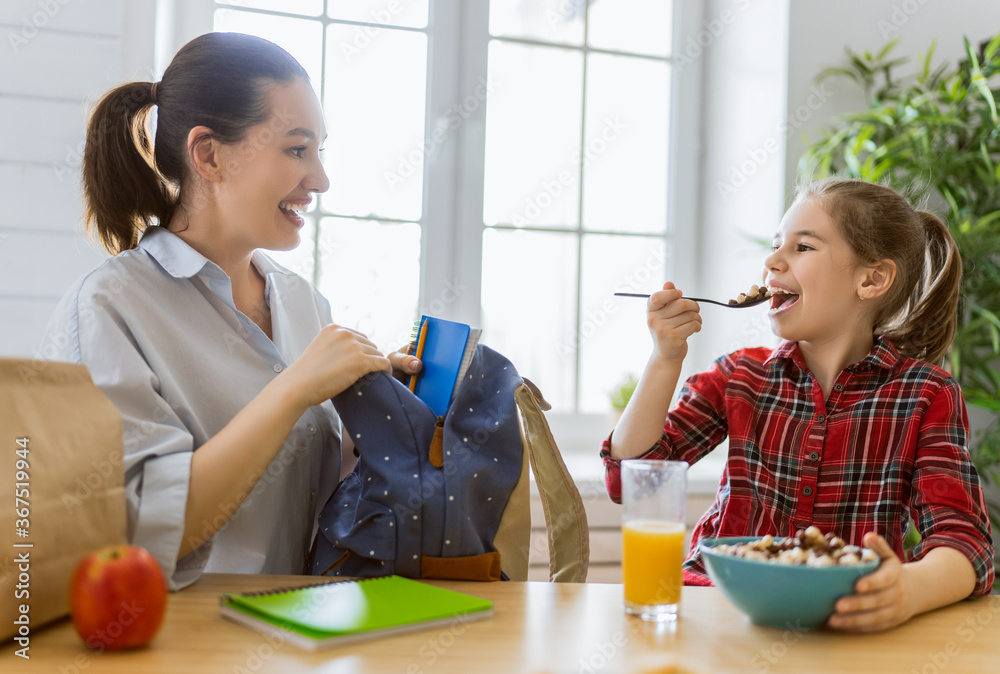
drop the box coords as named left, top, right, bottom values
left=69, top=544, right=167, bottom=651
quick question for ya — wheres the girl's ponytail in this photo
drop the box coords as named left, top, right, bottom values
left=883, top=211, right=962, bottom=365
left=82, top=82, right=175, bottom=255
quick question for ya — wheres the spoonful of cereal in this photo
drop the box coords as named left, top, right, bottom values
left=615, top=284, right=774, bottom=308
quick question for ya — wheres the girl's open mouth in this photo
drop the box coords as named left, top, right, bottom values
left=768, top=288, right=800, bottom=313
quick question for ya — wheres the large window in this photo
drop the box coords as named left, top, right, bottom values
left=213, top=0, right=694, bottom=440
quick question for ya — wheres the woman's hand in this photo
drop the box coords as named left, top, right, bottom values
left=647, top=281, right=702, bottom=364
left=827, top=533, right=917, bottom=632
left=282, top=324, right=392, bottom=408
left=388, top=348, right=421, bottom=382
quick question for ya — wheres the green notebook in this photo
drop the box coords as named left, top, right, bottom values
left=219, top=575, right=494, bottom=650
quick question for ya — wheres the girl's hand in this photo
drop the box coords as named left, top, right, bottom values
left=647, top=282, right=702, bottom=364
left=827, top=533, right=917, bottom=632
left=283, top=324, right=392, bottom=408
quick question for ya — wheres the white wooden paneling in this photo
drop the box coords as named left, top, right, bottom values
left=0, top=0, right=123, bottom=37
left=0, top=297, right=59, bottom=357
left=0, top=163, right=84, bottom=232
left=0, top=97, right=87, bottom=165
left=0, top=230, right=106, bottom=298
left=0, top=31, right=121, bottom=100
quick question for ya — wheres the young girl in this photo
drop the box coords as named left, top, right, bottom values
left=604, top=178, right=993, bottom=632
left=40, top=33, right=419, bottom=590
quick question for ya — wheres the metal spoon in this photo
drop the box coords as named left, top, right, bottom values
left=613, top=292, right=770, bottom=308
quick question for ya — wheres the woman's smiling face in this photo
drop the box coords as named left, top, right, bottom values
left=213, top=78, right=330, bottom=252
left=763, top=198, right=869, bottom=344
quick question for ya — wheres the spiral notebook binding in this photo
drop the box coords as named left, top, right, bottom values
left=228, top=576, right=390, bottom=599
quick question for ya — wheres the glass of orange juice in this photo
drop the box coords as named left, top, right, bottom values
left=621, top=460, right=688, bottom=621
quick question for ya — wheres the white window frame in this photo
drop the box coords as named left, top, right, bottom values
left=166, top=0, right=705, bottom=456
left=425, top=0, right=704, bottom=456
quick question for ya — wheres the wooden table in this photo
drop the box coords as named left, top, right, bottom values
left=5, top=574, right=999, bottom=673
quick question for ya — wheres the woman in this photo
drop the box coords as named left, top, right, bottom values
left=41, top=32, right=419, bottom=589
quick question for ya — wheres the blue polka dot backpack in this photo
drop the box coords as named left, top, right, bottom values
left=310, top=343, right=589, bottom=582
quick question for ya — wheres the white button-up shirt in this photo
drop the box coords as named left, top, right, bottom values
left=40, top=226, right=342, bottom=589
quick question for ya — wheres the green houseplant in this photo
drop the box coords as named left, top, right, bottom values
left=609, top=373, right=638, bottom=418
left=799, top=35, right=1000, bottom=528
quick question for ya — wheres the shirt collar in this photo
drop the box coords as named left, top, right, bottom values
left=139, top=226, right=216, bottom=279
left=764, top=336, right=899, bottom=372
left=850, top=336, right=900, bottom=371
left=251, top=249, right=295, bottom=278
left=139, top=226, right=295, bottom=280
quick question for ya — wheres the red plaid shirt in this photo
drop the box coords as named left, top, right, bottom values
left=601, top=338, right=994, bottom=596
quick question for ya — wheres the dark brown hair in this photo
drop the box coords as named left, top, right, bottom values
left=82, top=32, right=309, bottom=255
left=795, top=178, right=962, bottom=365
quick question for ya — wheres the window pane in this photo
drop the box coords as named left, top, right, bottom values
left=483, top=41, right=583, bottom=229
left=578, top=234, right=669, bottom=413
left=213, top=10, right=323, bottom=89
left=322, top=25, right=427, bottom=221
left=587, top=0, right=672, bottom=57
left=218, top=0, right=322, bottom=17
left=316, top=218, right=421, bottom=352
left=327, top=0, right=428, bottom=29
left=481, top=229, right=577, bottom=412
left=489, top=0, right=584, bottom=46
left=582, top=54, right=669, bottom=234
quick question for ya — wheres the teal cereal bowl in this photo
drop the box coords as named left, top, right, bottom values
left=700, top=536, right=879, bottom=629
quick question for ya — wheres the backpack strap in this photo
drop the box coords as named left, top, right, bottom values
left=514, top=380, right=590, bottom=583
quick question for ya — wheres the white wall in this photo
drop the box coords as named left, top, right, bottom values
left=0, top=0, right=159, bottom=357
left=784, top=0, right=1000, bottom=201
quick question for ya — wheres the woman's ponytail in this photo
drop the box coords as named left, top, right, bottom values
left=82, top=82, right=175, bottom=255
left=81, top=33, right=310, bottom=256
left=881, top=211, right=962, bottom=365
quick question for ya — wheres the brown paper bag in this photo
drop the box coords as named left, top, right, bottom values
left=1, top=358, right=126, bottom=642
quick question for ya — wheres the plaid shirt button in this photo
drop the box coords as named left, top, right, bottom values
left=808, top=452, right=819, bottom=461
left=802, top=486, right=813, bottom=496
left=817, top=414, right=826, bottom=423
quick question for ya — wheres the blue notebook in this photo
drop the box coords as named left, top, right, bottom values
left=407, top=316, right=481, bottom=417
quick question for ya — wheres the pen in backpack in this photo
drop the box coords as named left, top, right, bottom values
left=408, top=318, right=429, bottom=392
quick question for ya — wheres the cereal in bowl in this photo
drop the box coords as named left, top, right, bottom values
left=712, top=526, right=879, bottom=567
